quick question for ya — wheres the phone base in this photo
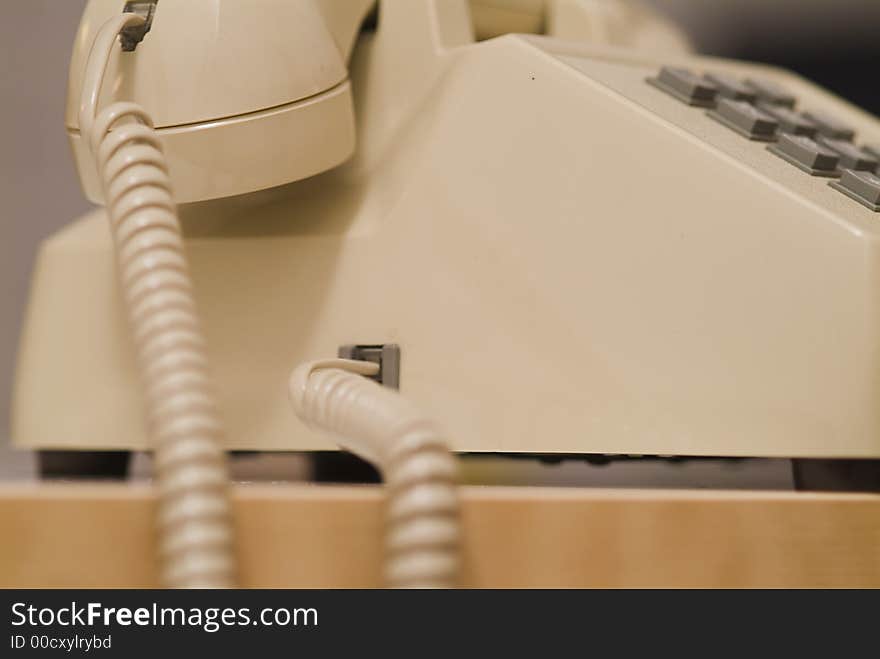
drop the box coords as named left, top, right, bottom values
left=13, top=37, right=880, bottom=459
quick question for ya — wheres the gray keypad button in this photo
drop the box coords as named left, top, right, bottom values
left=647, top=66, right=718, bottom=107
left=862, top=144, right=880, bottom=163
left=830, top=169, right=880, bottom=211
left=768, top=134, right=840, bottom=176
left=708, top=98, right=778, bottom=140
left=817, top=137, right=879, bottom=171
left=743, top=77, right=796, bottom=107
left=704, top=72, right=757, bottom=101
left=801, top=110, right=855, bottom=140
left=758, top=103, right=818, bottom=137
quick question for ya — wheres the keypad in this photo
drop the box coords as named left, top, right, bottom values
left=646, top=66, right=879, bottom=211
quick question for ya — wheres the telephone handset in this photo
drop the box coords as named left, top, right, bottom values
left=13, top=0, right=880, bottom=558
left=66, top=0, right=372, bottom=203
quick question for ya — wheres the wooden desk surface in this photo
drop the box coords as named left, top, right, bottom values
left=1, top=483, right=878, bottom=588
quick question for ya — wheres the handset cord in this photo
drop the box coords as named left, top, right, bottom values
left=80, top=13, right=236, bottom=588
left=289, top=360, right=461, bottom=588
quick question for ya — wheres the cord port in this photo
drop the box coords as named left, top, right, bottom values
left=338, top=344, right=400, bottom=389
left=120, top=1, right=157, bottom=51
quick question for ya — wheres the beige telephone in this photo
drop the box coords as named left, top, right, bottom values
left=12, top=0, right=880, bottom=495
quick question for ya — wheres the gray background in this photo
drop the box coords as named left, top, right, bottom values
left=1, top=1, right=92, bottom=479
left=2, top=1, right=878, bottom=485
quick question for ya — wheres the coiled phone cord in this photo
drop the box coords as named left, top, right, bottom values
left=80, top=13, right=236, bottom=588
left=289, top=360, right=461, bottom=588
